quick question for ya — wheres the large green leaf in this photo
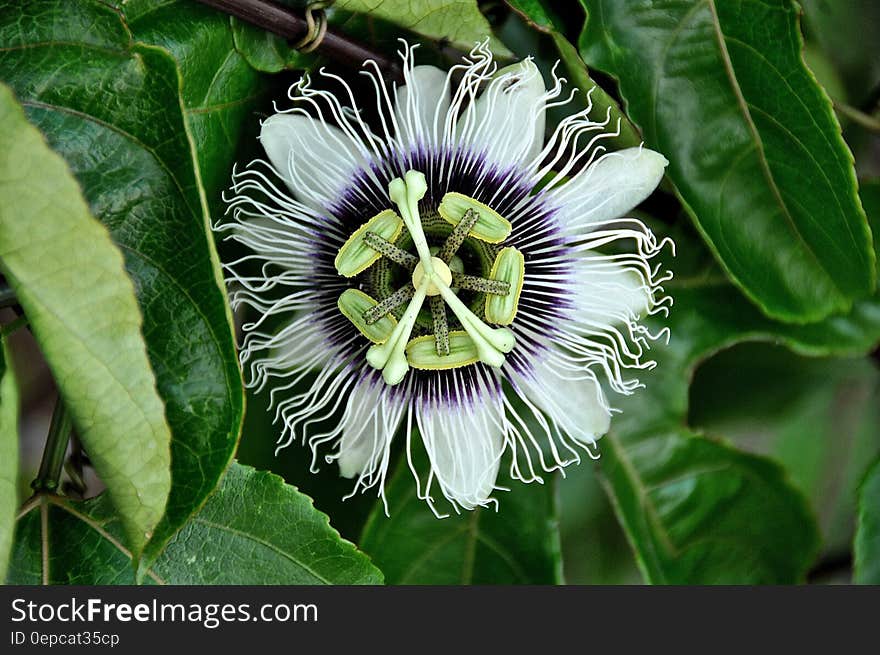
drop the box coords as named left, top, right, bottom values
left=600, top=193, right=880, bottom=582
left=0, top=83, right=171, bottom=556
left=580, top=0, right=875, bottom=323
left=154, top=463, right=382, bottom=584
left=601, top=428, right=818, bottom=584
left=854, top=458, right=880, bottom=584
left=119, top=0, right=269, bottom=207
left=596, top=221, right=876, bottom=582
left=116, top=0, right=272, bottom=566
left=7, top=462, right=382, bottom=585
left=0, top=333, right=19, bottom=582
left=599, top=301, right=824, bottom=582
left=0, top=0, right=247, bottom=567
left=334, top=0, right=511, bottom=55
left=691, top=344, right=880, bottom=555
left=360, top=450, right=562, bottom=584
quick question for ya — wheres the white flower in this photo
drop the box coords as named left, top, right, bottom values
left=218, top=42, right=673, bottom=516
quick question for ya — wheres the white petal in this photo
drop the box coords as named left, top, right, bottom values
left=513, top=358, right=610, bottom=447
left=552, top=147, right=667, bottom=232
left=337, top=380, right=403, bottom=480
left=569, top=252, right=652, bottom=325
left=417, top=393, right=506, bottom=510
left=460, top=59, right=547, bottom=167
left=260, top=113, right=368, bottom=211
left=394, top=65, right=451, bottom=150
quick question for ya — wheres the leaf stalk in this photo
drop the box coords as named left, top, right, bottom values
left=31, top=396, right=73, bottom=493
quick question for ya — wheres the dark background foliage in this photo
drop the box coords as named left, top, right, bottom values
left=0, top=0, right=878, bottom=585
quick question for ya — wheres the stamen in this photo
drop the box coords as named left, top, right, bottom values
left=334, top=209, right=403, bottom=277
left=337, top=289, right=397, bottom=343
left=430, top=296, right=450, bottom=356
left=439, top=192, right=512, bottom=243
left=363, top=232, right=419, bottom=269
left=485, top=247, right=525, bottom=325
left=406, top=331, right=480, bottom=370
left=363, top=284, right=415, bottom=325
left=437, top=208, right=480, bottom=262
left=366, top=282, right=430, bottom=385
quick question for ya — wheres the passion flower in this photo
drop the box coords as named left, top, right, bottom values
left=218, top=42, right=672, bottom=515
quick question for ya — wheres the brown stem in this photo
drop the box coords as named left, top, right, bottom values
left=194, top=0, right=403, bottom=80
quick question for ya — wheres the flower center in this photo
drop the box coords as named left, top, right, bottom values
left=334, top=170, right=526, bottom=385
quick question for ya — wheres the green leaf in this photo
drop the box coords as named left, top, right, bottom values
left=580, top=0, right=875, bottom=323
left=228, top=0, right=313, bottom=74
left=360, top=450, right=562, bottom=584
left=503, top=0, right=565, bottom=33
left=601, top=428, right=818, bottom=584
left=119, top=0, right=269, bottom=207
left=0, top=82, right=171, bottom=556
left=0, top=0, right=247, bottom=567
left=154, top=463, right=383, bottom=584
left=690, top=344, right=880, bottom=554
left=600, top=193, right=879, bottom=581
left=334, top=0, right=512, bottom=56
left=594, top=226, right=851, bottom=583
left=854, top=458, right=880, bottom=584
left=0, top=333, right=20, bottom=582
left=8, top=463, right=382, bottom=585
left=9, top=495, right=155, bottom=585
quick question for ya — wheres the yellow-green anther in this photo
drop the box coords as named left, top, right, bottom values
left=407, top=331, right=479, bottom=370
left=337, top=289, right=398, bottom=343
left=434, top=277, right=514, bottom=369
left=389, top=171, right=433, bottom=270
left=485, top=247, right=525, bottom=325
left=334, top=210, right=403, bottom=277
left=439, top=192, right=512, bottom=244
left=366, top=281, right=429, bottom=385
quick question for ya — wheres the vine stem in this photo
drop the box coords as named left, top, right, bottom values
left=834, top=100, right=880, bottom=133
left=194, top=0, right=403, bottom=80
left=31, top=396, right=73, bottom=493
